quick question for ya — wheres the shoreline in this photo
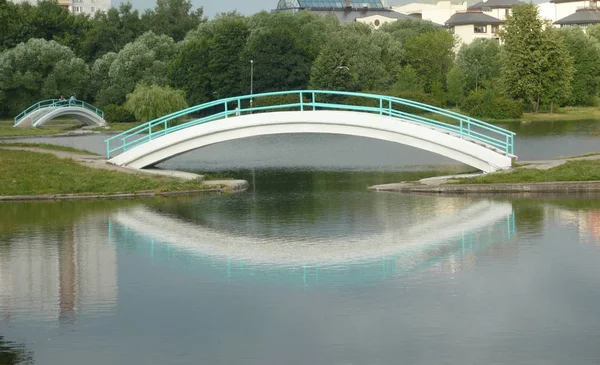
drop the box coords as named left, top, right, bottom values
left=0, top=145, right=249, bottom=201
left=369, top=180, right=600, bottom=194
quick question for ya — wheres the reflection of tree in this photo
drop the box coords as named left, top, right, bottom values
left=512, top=199, right=545, bottom=236
left=0, top=336, right=33, bottom=365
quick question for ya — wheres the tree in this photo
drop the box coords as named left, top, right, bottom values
left=309, top=26, right=392, bottom=93
left=500, top=3, right=573, bottom=113
left=0, top=0, right=91, bottom=54
left=168, top=36, right=212, bottom=106
left=557, top=27, right=600, bottom=106
left=392, top=66, right=424, bottom=93
left=455, top=38, right=501, bottom=93
left=97, top=31, right=178, bottom=106
left=141, top=0, right=204, bottom=42
left=379, top=18, right=441, bottom=45
left=80, top=2, right=143, bottom=62
left=0, top=38, right=85, bottom=116
left=124, top=84, right=188, bottom=123
left=42, top=58, right=91, bottom=100
left=446, top=66, right=464, bottom=107
left=241, top=11, right=340, bottom=93
left=587, top=24, right=600, bottom=42
left=402, top=29, right=455, bottom=93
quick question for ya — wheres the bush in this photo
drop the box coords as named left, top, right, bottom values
left=345, top=90, right=442, bottom=115
left=124, top=84, right=188, bottom=123
left=103, top=104, right=136, bottom=123
left=460, top=89, right=522, bottom=119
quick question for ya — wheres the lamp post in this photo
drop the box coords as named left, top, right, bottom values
left=250, top=59, right=254, bottom=112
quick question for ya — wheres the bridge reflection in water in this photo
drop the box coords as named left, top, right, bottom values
left=108, top=200, right=516, bottom=286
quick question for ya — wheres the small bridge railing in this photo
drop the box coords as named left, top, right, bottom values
left=104, top=90, right=515, bottom=159
left=14, top=99, right=104, bottom=125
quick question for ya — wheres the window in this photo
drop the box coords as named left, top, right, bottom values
left=491, top=25, right=499, bottom=34
left=90, top=6, right=95, bottom=12
left=474, top=25, right=487, bottom=33
left=449, top=26, right=455, bottom=34
left=374, top=19, right=380, bottom=26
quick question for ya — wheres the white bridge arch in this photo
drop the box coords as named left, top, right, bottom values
left=108, top=111, right=513, bottom=172
left=14, top=100, right=106, bottom=128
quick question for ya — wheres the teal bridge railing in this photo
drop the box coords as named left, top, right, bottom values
left=14, top=99, right=105, bottom=125
left=104, top=90, right=516, bottom=159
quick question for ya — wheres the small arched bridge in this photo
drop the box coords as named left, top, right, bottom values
left=14, top=99, right=106, bottom=128
left=105, top=90, right=516, bottom=173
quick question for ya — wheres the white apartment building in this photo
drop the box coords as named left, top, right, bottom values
left=393, top=0, right=600, bottom=45
left=9, top=0, right=111, bottom=15
left=70, top=0, right=111, bottom=15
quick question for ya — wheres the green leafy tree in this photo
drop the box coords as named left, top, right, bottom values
left=141, top=0, right=204, bottom=42
left=81, top=3, right=143, bottom=61
left=0, top=0, right=91, bottom=54
left=124, top=84, right=188, bottom=122
left=556, top=27, right=600, bottom=106
left=455, top=38, right=501, bottom=93
left=379, top=18, right=441, bottom=45
left=0, top=38, right=85, bottom=116
left=309, top=24, right=396, bottom=93
left=587, top=24, right=600, bottom=42
left=392, top=66, right=424, bottom=93
left=403, top=29, right=455, bottom=93
left=169, top=36, right=212, bottom=105
left=97, top=31, right=178, bottom=106
left=242, top=11, right=339, bottom=93
left=42, top=58, right=91, bottom=100
left=500, top=3, right=573, bottom=113
left=446, top=66, right=464, bottom=107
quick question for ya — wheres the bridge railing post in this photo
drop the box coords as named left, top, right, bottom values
left=459, top=119, right=463, bottom=138
left=388, top=99, right=392, bottom=116
left=299, top=91, right=303, bottom=112
left=224, top=101, right=228, bottom=118
left=312, top=92, right=315, bottom=111
left=379, top=98, right=383, bottom=115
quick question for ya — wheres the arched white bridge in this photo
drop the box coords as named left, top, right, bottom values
left=105, top=90, right=517, bottom=173
left=13, top=99, right=106, bottom=128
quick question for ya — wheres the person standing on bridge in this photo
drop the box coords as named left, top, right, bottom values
left=69, top=95, right=76, bottom=105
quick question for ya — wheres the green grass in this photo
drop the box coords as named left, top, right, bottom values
left=0, top=142, right=99, bottom=155
left=0, top=149, right=214, bottom=196
left=455, top=160, right=600, bottom=184
left=484, top=106, right=600, bottom=123
left=0, top=119, right=81, bottom=137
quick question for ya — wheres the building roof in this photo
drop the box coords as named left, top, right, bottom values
left=550, top=0, right=583, bottom=3
left=554, top=8, right=600, bottom=25
left=276, top=0, right=386, bottom=10
left=445, top=11, right=505, bottom=25
left=468, top=0, right=525, bottom=10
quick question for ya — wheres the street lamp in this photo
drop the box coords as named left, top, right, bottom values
left=250, top=59, right=254, bottom=112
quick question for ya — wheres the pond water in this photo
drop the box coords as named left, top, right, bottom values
left=1, top=120, right=600, bottom=364
left=1, top=170, right=600, bottom=365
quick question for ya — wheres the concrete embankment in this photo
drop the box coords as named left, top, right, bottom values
left=369, top=181, right=600, bottom=194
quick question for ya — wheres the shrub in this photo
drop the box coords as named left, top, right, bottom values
left=103, top=104, right=136, bottom=123
left=124, top=84, right=188, bottom=123
left=460, top=90, right=522, bottom=119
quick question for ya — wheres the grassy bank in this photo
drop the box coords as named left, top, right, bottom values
left=0, top=119, right=82, bottom=137
left=0, top=149, right=211, bottom=196
left=0, top=142, right=98, bottom=155
left=485, top=106, right=600, bottom=123
left=456, top=160, right=600, bottom=184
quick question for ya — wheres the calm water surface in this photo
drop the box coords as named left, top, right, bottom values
left=1, top=120, right=600, bottom=364
left=1, top=169, right=600, bottom=364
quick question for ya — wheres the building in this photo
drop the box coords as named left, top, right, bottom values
left=392, top=0, right=469, bottom=25
left=275, top=0, right=409, bottom=29
left=445, top=10, right=504, bottom=44
left=553, top=0, right=600, bottom=27
left=9, top=0, right=111, bottom=15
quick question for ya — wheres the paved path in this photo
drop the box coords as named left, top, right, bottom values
left=0, top=146, right=248, bottom=192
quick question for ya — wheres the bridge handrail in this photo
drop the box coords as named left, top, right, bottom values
left=14, top=99, right=104, bottom=124
left=104, top=90, right=516, bottom=159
